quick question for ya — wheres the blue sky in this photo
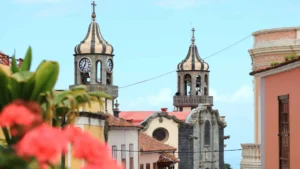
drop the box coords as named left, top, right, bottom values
left=1, top=0, right=300, bottom=168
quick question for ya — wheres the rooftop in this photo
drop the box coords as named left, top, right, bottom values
left=119, top=111, right=190, bottom=124
left=253, top=26, right=300, bottom=36
left=250, top=57, right=300, bottom=76
left=106, top=114, right=142, bottom=128
left=139, top=132, right=176, bottom=152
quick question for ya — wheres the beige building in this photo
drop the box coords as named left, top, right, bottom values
left=241, top=26, right=300, bottom=169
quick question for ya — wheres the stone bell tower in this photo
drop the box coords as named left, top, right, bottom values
left=70, top=1, right=118, bottom=114
left=173, top=28, right=213, bottom=112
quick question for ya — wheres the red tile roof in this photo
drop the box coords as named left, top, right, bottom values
left=119, top=111, right=190, bottom=124
left=106, top=114, right=142, bottom=128
left=139, top=132, right=176, bottom=152
left=250, top=57, right=300, bottom=75
left=158, top=153, right=179, bottom=163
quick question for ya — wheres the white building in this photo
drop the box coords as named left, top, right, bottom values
left=107, top=114, right=141, bottom=169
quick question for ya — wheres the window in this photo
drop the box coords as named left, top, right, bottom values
left=112, top=145, right=117, bottom=160
left=204, top=120, right=211, bottom=145
left=153, top=163, right=157, bottom=169
left=152, top=128, right=169, bottom=142
left=146, top=163, right=150, bottom=169
left=140, top=164, right=144, bottom=169
left=204, top=74, right=208, bottom=85
left=204, top=87, right=208, bottom=96
left=96, top=60, right=102, bottom=83
left=278, top=95, right=290, bottom=169
left=121, top=144, right=126, bottom=167
left=184, top=74, right=191, bottom=95
left=129, top=144, right=134, bottom=169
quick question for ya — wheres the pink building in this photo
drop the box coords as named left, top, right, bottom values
left=250, top=57, right=300, bottom=169
left=241, top=27, right=300, bottom=169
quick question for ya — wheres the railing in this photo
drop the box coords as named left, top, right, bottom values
left=173, top=95, right=213, bottom=107
left=254, top=39, right=300, bottom=49
left=69, top=84, right=118, bottom=98
left=240, top=144, right=261, bottom=169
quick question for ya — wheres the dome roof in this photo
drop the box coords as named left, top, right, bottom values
left=177, top=28, right=209, bottom=71
left=74, top=1, right=113, bottom=56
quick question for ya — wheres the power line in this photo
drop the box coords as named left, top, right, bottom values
left=119, top=34, right=252, bottom=89
left=110, top=148, right=242, bottom=153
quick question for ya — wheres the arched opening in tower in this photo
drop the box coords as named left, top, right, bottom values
left=184, top=74, right=191, bottom=96
left=96, top=60, right=102, bottom=84
left=196, top=75, right=201, bottom=95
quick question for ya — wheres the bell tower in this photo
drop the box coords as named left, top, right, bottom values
left=70, top=1, right=118, bottom=114
left=173, top=28, right=213, bottom=112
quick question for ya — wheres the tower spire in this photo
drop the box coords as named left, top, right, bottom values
left=191, top=28, right=195, bottom=45
left=91, top=1, right=97, bottom=21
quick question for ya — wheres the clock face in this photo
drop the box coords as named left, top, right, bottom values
left=78, top=57, right=91, bottom=73
left=106, top=59, right=113, bottom=73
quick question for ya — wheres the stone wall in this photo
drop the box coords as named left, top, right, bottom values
left=178, top=125, right=194, bottom=169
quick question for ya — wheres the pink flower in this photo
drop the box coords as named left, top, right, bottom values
left=16, top=123, right=68, bottom=166
left=0, top=100, right=42, bottom=128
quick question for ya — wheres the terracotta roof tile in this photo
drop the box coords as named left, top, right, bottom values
left=250, top=57, right=300, bottom=75
left=106, top=114, right=142, bottom=128
left=158, top=153, right=179, bottom=163
left=139, top=132, right=176, bottom=152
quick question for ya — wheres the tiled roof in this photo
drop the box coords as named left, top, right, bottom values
left=119, top=111, right=190, bottom=124
left=106, top=114, right=142, bottom=128
left=158, top=153, right=179, bottom=163
left=139, top=132, right=176, bottom=152
left=250, top=57, right=300, bottom=75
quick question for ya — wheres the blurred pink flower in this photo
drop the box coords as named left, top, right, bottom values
left=16, top=123, right=68, bottom=166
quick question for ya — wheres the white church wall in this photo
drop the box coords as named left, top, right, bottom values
left=139, top=153, right=160, bottom=169
left=108, top=129, right=139, bottom=169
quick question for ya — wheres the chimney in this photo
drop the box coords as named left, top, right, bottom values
left=161, top=108, right=168, bottom=112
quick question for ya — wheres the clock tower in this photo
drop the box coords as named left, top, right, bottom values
left=70, top=1, right=118, bottom=114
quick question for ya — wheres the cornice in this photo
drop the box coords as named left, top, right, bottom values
left=254, top=60, right=300, bottom=77
left=140, top=112, right=192, bottom=131
left=252, top=26, right=300, bottom=36
left=249, top=45, right=300, bottom=56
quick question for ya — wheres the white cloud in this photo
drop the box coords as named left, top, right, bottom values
left=210, top=84, right=253, bottom=103
left=123, top=88, right=173, bottom=110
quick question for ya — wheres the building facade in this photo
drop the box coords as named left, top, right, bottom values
left=241, top=26, right=300, bottom=169
left=106, top=115, right=141, bottom=169
left=250, top=58, right=300, bottom=169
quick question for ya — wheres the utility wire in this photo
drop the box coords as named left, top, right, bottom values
left=110, top=148, right=242, bottom=153
left=119, top=34, right=252, bottom=89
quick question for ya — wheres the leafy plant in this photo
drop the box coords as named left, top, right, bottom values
left=224, top=163, right=232, bottom=169
left=270, top=62, right=280, bottom=66
left=0, top=47, right=120, bottom=169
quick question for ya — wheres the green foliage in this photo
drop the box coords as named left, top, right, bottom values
left=0, top=46, right=112, bottom=142
left=270, top=62, right=280, bottom=66
left=224, top=163, right=232, bottom=169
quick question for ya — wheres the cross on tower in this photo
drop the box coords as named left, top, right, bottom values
left=191, top=28, right=195, bottom=44
left=91, top=1, right=97, bottom=20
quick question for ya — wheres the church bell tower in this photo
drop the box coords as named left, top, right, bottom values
left=173, top=28, right=213, bottom=112
left=70, top=1, right=118, bottom=114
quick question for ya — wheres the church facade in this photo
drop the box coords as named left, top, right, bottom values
left=120, top=28, right=229, bottom=169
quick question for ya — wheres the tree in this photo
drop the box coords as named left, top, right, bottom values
left=224, top=163, right=232, bottom=169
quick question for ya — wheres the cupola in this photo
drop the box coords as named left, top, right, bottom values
left=74, top=1, right=114, bottom=56
left=177, top=28, right=209, bottom=71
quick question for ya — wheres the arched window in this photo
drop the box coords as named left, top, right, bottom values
left=204, top=74, right=208, bottom=86
left=204, top=120, right=210, bottom=145
left=184, top=74, right=191, bottom=96
left=178, top=76, right=181, bottom=93
left=196, top=75, right=201, bottom=95
left=96, top=60, right=102, bottom=83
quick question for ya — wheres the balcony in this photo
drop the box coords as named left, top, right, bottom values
left=173, top=95, right=213, bottom=107
left=69, top=84, right=118, bottom=98
left=240, top=144, right=261, bottom=169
